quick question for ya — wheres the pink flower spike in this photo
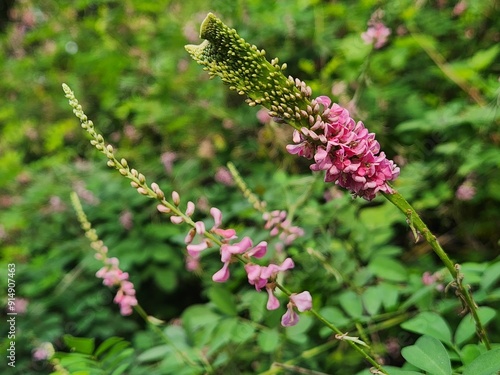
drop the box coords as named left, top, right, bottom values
left=281, top=302, right=300, bottom=327
left=213, top=262, right=230, bottom=282
left=266, top=287, right=280, bottom=310
left=290, top=291, right=312, bottom=312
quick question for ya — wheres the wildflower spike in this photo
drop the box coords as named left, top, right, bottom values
left=185, top=13, right=311, bottom=130
left=186, top=14, right=399, bottom=200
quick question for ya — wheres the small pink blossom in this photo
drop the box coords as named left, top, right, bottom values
left=453, top=0, right=467, bottom=16
left=246, top=241, right=268, bottom=258
left=96, top=258, right=137, bottom=316
left=281, top=303, right=299, bottom=327
left=32, top=342, right=54, bottom=361
left=281, top=291, right=312, bottom=327
left=161, top=152, right=177, bottom=175
left=210, top=207, right=223, bottom=227
left=12, top=298, right=28, bottom=314
left=185, top=253, right=201, bottom=272
left=119, top=210, right=133, bottom=230
left=210, top=207, right=237, bottom=240
left=186, top=241, right=209, bottom=257
left=290, top=291, right=312, bottom=312
left=422, top=271, right=444, bottom=292
left=266, top=287, right=280, bottom=310
left=257, top=108, right=272, bottom=124
left=263, top=210, right=304, bottom=249
left=185, top=201, right=196, bottom=216
left=362, top=22, right=391, bottom=49
left=245, top=258, right=294, bottom=291
left=215, top=167, right=234, bottom=186
left=456, top=183, right=476, bottom=201
left=213, top=261, right=231, bottom=282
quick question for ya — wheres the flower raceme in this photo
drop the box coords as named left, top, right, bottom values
left=96, top=259, right=138, bottom=316
left=186, top=13, right=399, bottom=201
left=160, top=190, right=310, bottom=326
left=287, top=96, right=400, bottom=201
left=71, top=192, right=138, bottom=316
left=64, top=83, right=311, bottom=326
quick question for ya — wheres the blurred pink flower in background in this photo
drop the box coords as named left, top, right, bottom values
left=453, top=1, right=467, bottom=16
left=362, top=22, right=391, bottom=49
left=257, top=108, right=272, bottom=124
left=215, top=166, right=234, bottom=186
left=361, top=10, right=391, bottom=49
left=161, top=151, right=177, bottom=175
left=456, top=182, right=476, bottom=201
left=422, top=271, right=444, bottom=292
left=32, top=342, right=54, bottom=361
left=119, top=210, right=133, bottom=230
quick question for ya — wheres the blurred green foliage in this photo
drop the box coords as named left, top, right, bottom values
left=0, top=0, right=499, bottom=374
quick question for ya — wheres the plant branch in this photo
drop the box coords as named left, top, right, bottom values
left=382, top=189, right=491, bottom=349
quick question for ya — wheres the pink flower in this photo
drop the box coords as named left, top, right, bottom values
left=114, top=280, right=138, bottom=316
left=215, top=167, right=234, bottom=186
left=287, top=96, right=399, bottom=200
left=281, top=303, right=300, bottom=327
left=263, top=210, right=305, bottom=247
left=12, top=297, right=28, bottom=314
left=210, top=207, right=237, bottom=240
left=161, top=151, right=177, bottom=175
left=362, top=22, right=391, bottom=49
left=244, top=258, right=294, bottom=292
left=456, top=183, right=476, bottom=201
left=281, top=291, right=312, bottom=327
left=422, top=271, right=444, bottom=292
left=266, top=287, right=280, bottom=310
left=213, top=261, right=231, bottom=282
left=257, top=108, right=272, bottom=124
left=32, top=343, right=54, bottom=361
left=96, top=258, right=138, bottom=316
left=213, top=237, right=254, bottom=282
left=453, top=1, right=467, bottom=16
left=290, top=291, right=312, bottom=312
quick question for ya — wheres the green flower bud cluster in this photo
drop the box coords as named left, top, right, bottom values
left=185, top=13, right=313, bottom=129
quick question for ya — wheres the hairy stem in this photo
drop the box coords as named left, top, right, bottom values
left=382, top=190, right=491, bottom=349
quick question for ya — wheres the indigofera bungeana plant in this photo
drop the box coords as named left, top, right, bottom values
left=184, top=11, right=491, bottom=347
left=61, top=12, right=497, bottom=375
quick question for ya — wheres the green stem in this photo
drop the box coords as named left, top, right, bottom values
left=309, top=309, right=388, bottom=374
left=382, top=190, right=491, bottom=349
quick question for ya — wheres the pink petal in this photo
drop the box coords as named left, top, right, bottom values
left=290, top=291, right=312, bottom=312
left=212, top=262, right=230, bottom=282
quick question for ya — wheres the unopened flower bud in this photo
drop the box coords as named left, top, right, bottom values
left=185, top=201, right=195, bottom=216
left=157, top=204, right=171, bottom=214
left=172, top=191, right=181, bottom=206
